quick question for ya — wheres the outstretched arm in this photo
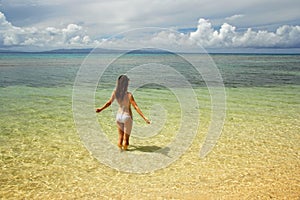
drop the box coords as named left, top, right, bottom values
left=129, top=93, right=150, bottom=124
left=96, top=91, right=115, bottom=113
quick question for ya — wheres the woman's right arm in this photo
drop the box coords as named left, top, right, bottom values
left=96, top=91, right=115, bottom=113
left=129, top=93, right=150, bottom=124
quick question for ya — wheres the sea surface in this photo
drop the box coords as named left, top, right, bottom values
left=0, top=53, right=299, bottom=88
left=0, top=52, right=299, bottom=199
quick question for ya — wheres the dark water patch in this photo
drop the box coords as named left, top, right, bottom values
left=0, top=53, right=299, bottom=88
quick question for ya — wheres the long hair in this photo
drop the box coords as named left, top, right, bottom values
left=115, top=75, right=129, bottom=104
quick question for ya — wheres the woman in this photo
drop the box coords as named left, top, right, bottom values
left=96, top=75, right=150, bottom=150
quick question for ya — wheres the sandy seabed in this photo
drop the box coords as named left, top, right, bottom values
left=0, top=86, right=299, bottom=199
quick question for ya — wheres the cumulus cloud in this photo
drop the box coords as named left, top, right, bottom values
left=0, top=11, right=98, bottom=49
left=189, top=18, right=300, bottom=48
left=0, top=11, right=300, bottom=51
left=96, top=29, right=200, bottom=53
left=0, top=12, right=13, bottom=29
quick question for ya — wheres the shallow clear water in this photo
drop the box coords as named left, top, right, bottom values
left=0, top=53, right=299, bottom=198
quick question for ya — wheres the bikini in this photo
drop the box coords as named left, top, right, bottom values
left=116, top=112, right=131, bottom=123
left=116, top=104, right=131, bottom=123
left=115, top=93, right=133, bottom=136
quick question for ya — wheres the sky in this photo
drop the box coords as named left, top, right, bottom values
left=0, top=0, right=300, bottom=53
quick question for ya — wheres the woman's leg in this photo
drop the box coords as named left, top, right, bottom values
left=117, top=122, right=124, bottom=149
left=123, top=134, right=130, bottom=148
left=123, top=119, right=133, bottom=150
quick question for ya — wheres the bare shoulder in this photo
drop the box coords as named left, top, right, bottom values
left=112, top=90, right=116, bottom=97
left=127, top=92, right=134, bottom=100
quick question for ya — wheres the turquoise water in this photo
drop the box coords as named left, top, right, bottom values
left=1, top=53, right=299, bottom=142
left=0, top=52, right=299, bottom=198
left=1, top=52, right=299, bottom=152
left=0, top=53, right=299, bottom=88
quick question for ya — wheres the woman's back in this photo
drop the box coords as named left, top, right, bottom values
left=116, top=92, right=132, bottom=117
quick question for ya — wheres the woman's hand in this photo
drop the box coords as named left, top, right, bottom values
left=145, top=118, right=151, bottom=124
left=96, top=108, right=102, bottom=113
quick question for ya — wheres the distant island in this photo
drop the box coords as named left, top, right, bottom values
left=1, top=48, right=299, bottom=55
left=0, top=48, right=174, bottom=54
left=0, top=48, right=116, bottom=54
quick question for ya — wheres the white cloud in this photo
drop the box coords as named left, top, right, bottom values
left=189, top=18, right=300, bottom=48
left=0, top=12, right=98, bottom=49
left=0, top=11, right=299, bottom=51
left=2, top=0, right=300, bottom=36
left=225, top=14, right=245, bottom=21
left=0, top=12, right=13, bottom=29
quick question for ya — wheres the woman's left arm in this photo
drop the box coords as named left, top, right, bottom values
left=129, top=93, right=150, bottom=124
left=96, top=91, right=115, bottom=113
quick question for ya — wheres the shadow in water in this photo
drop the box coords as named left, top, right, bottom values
left=129, top=145, right=171, bottom=157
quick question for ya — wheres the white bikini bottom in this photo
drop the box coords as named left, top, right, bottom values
left=116, top=113, right=131, bottom=124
